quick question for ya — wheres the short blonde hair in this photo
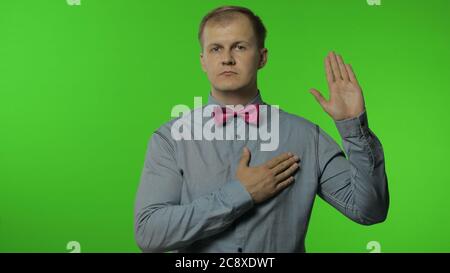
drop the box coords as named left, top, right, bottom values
left=198, top=6, right=267, bottom=50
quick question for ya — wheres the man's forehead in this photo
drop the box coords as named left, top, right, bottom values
left=204, top=23, right=252, bottom=36
left=203, top=23, right=255, bottom=47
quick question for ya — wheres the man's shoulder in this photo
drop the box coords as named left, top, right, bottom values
left=152, top=106, right=204, bottom=139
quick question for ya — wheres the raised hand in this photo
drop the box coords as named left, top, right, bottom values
left=310, top=51, right=365, bottom=121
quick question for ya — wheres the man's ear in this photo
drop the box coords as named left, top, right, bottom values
left=200, top=52, right=207, bottom=73
left=258, top=48, right=268, bottom=69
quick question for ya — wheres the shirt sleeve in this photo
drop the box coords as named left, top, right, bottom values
left=134, top=131, right=254, bottom=252
left=316, top=110, right=389, bottom=225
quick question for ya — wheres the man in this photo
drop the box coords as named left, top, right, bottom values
left=134, top=5, right=389, bottom=253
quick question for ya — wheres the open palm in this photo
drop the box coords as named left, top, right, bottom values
left=310, top=51, right=365, bottom=121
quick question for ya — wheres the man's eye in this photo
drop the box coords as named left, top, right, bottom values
left=211, top=47, right=220, bottom=52
left=235, top=45, right=246, bottom=50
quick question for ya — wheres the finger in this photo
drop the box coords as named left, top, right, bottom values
left=325, top=55, right=335, bottom=83
left=275, top=176, right=295, bottom=192
left=265, top=152, right=293, bottom=169
left=238, top=147, right=251, bottom=168
left=309, top=89, right=328, bottom=109
left=345, top=63, right=358, bottom=84
left=271, top=155, right=300, bottom=175
left=329, top=52, right=342, bottom=81
left=336, top=54, right=350, bottom=81
left=275, top=162, right=300, bottom=182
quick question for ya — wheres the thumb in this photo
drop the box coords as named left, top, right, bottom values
left=238, top=147, right=251, bottom=168
left=309, top=88, right=328, bottom=109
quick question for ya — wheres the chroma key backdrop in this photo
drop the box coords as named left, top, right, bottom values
left=1, top=0, right=449, bottom=253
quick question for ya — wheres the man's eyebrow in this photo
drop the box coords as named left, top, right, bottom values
left=207, top=41, right=250, bottom=48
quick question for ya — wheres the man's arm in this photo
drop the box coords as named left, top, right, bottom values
left=316, top=110, right=389, bottom=225
left=309, top=51, right=389, bottom=224
left=134, top=132, right=254, bottom=252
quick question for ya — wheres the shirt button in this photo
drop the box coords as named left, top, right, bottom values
left=237, top=247, right=243, bottom=253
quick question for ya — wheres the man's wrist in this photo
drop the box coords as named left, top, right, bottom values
left=334, top=110, right=369, bottom=138
left=221, top=180, right=255, bottom=215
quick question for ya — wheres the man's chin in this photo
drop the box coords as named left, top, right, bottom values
left=213, top=84, right=245, bottom=93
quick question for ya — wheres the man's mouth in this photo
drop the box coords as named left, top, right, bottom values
left=220, top=71, right=237, bottom=76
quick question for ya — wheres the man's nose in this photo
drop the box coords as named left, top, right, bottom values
left=221, top=51, right=235, bottom=65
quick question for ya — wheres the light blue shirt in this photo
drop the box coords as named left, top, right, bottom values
left=134, top=91, right=389, bottom=253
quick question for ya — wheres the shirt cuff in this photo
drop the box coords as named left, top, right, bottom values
left=334, top=110, right=369, bottom=138
left=222, top=180, right=254, bottom=216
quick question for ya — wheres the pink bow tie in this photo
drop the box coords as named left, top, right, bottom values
left=212, top=104, right=260, bottom=127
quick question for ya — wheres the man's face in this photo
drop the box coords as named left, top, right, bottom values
left=200, top=13, right=267, bottom=93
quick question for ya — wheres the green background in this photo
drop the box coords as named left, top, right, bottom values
left=1, top=0, right=449, bottom=253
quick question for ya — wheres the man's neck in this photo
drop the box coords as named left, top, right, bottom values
left=211, top=86, right=259, bottom=106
